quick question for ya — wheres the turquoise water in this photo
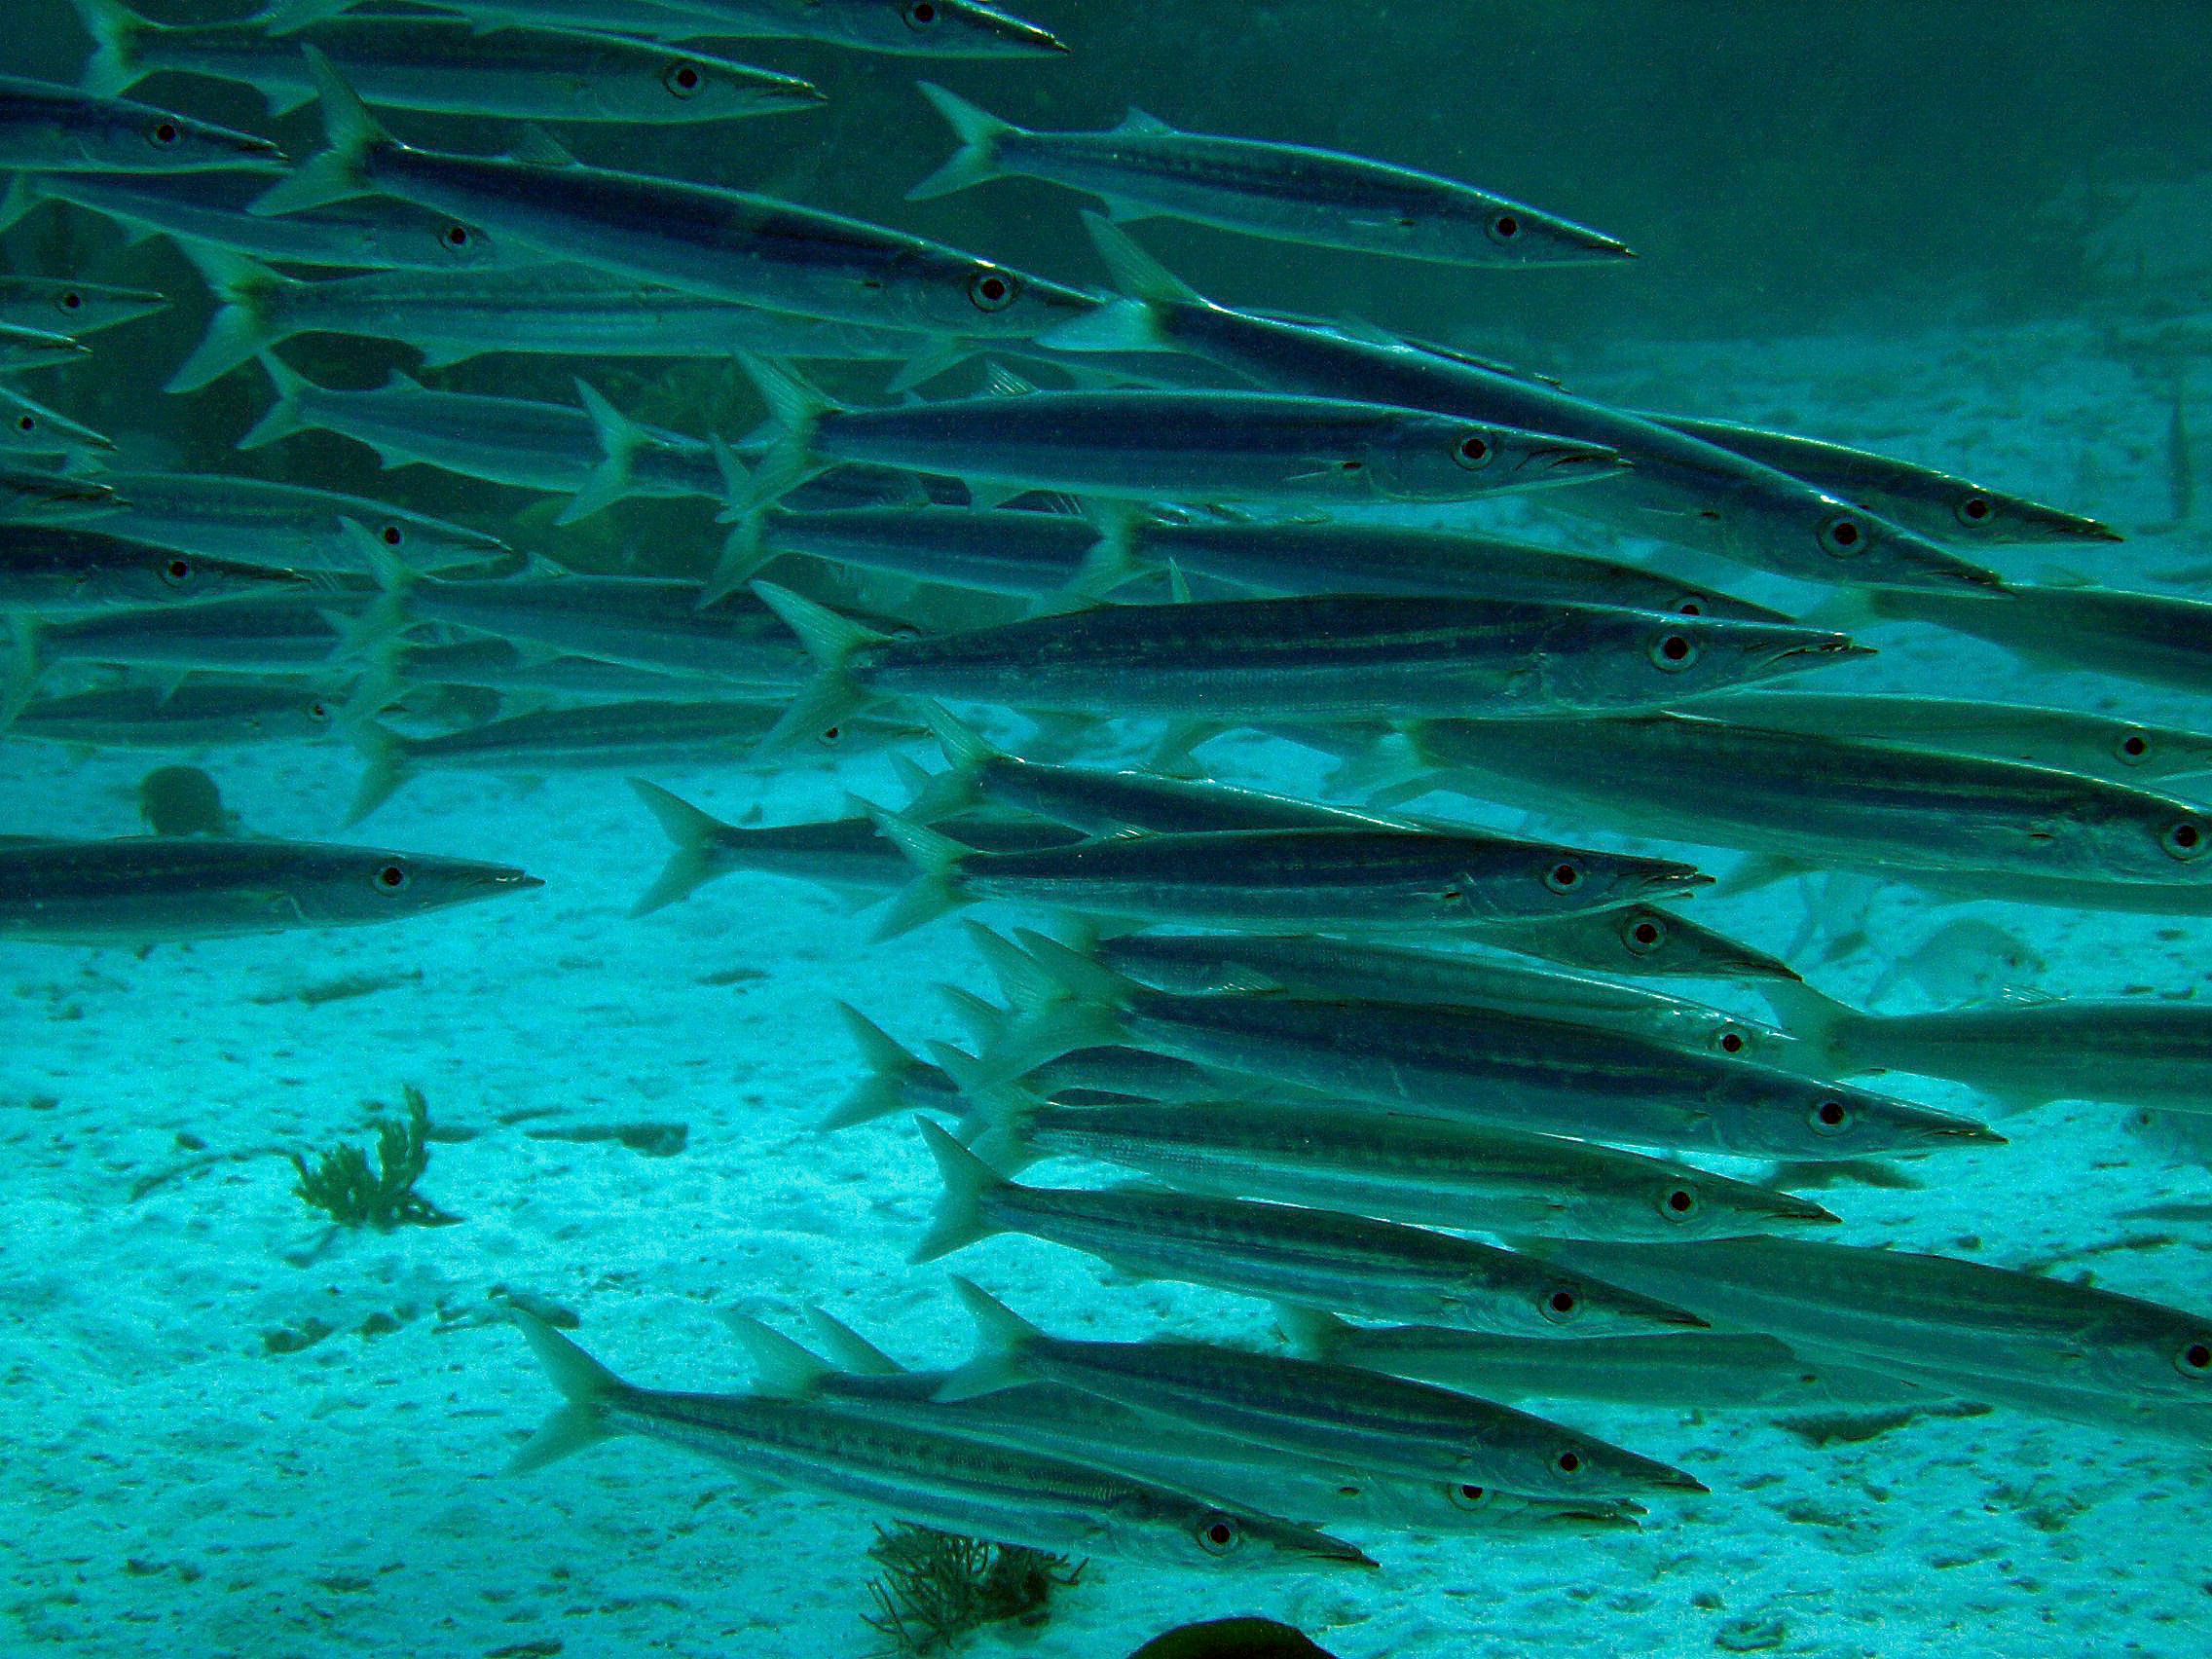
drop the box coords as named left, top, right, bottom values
left=4, top=3, right=2210, bottom=1657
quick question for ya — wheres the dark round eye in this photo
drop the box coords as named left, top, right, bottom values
left=2163, top=820, right=2204, bottom=860
left=819, top=724, right=843, bottom=745
left=1820, top=514, right=1867, bottom=557
left=1623, top=915, right=1665, bottom=954
left=2179, top=1341, right=2212, bottom=1377
left=967, top=269, right=1016, bottom=312
left=1195, top=1512, right=1239, bottom=1555
left=161, top=557, right=193, bottom=586
left=1449, top=1482, right=1491, bottom=1510
left=664, top=61, right=704, bottom=97
left=1543, top=860, right=1581, bottom=895
left=905, top=0, right=940, bottom=25
left=1810, top=1098, right=1851, bottom=1135
left=1649, top=631, right=1698, bottom=672
left=1555, top=1450, right=1582, bottom=1475
left=380, top=523, right=404, bottom=546
left=1956, top=494, right=1993, bottom=527
left=307, top=700, right=331, bottom=721
left=1488, top=211, right=1522, bottom=243
left=2117, top=732, right=2151, bottom=764
left=16, top=414, right=36, bottom=432
left=1542, top=1286, right=1580, bottom=1323
left=1454, top=432, right=1493, bottom=469
left=374, top=862, right=411, bottom=893
left=1662, top=1185, right=1700, bottom=1220
left=58, top=291, right=83, bottom=313
left=1677, top=598, right=1705, bottom=615
left=1716, top=1029, right=1746, bottom=1054
left=443, top=224, right=472, bottom=248
left=148, top=121, right=180, bottom=147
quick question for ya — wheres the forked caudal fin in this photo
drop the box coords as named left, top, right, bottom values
left=167, top=246, right=290, bottom=393
left=248, top=46, right=389, bottom=217
left=818, top=1001, right=937, bottom=1132
left=931, top=1273, right=1045, bottom=1403
left=862, top=801, right=973, bottom=941
left=506, top=1309, right=625, bottom=1475
left=908, top=1118, right=1013, bottom=1265
left=746, top=581, right=884, bottom=758
left=626, top=779, right=728, bottom=917
left=904, top=83, right=1017, bottom=203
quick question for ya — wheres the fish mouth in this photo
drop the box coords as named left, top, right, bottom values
left=1525, top=444, right=1632, bottom=487
left=1302, top=1538, right=1380, bottom=1570
left=1645, top=1303, right=1712, bottom=1329
left=1769, top=636, right=1875, bottom=669
left=1931, top=1118, right=2007, bottom=1146
left=1652, top=1467, right=1712, bottom=1495
left=486, top=869, right=545, bottom=893
left=1781, top=1198, right=1845, bottom=1227
left=1640, top=867, right=1716, bottom=897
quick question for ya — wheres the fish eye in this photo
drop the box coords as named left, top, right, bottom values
left=1454, top=432, right=1493, bottom=470
left=1648, top=631, right=1699, bottom=672
left=2115, top=731, right=2152, bottom=766
left=1553, top=1449, right=1583, bottom=1478
left=1715, top=1028, right=1747, bottom=1055
left=1677, top=598, right=1705, bottom=615
left=373, top=861, right=411, bottom=894
left=1659, top=1184, right=1701, bottom=1222
left=56, top=291, right=83, bottom=313
left=147, top=120, right=181, bottom=148
left=664, top=60, right=704, bottom=98
left=1543, top=860, right=1582, bottom=895
left=307, top=700, right=331, bottom=722
left=1810, top=1097, right=1851, bottom=1136
left=1448, top=1482, right=1492, bottom=1511
left=818, top=724, right=844, bottom=746
left=160, top=556, right=193, bottom=587
left=1820, top=514, right=1867, bottom=558
left=2178, top=1340, right=2212, bottom=1379
left=905, top=0, right=940, bottom=26
left=1194, top=1512, right=1240, bottom=1555
left=1540, top=1285, right=1581, bottom=1324
left=441, top=223, right=473, bottom=251
left=1955, top=493, right=1994, bottom=528
left=1622, top=914, right=1666, bottom=955
left=16, top=414, right=36, bottom=433
left=380, top=523, right=405, bottom=546
left=1488, top=211, right=1523, bottom=244
left=2163, top=820, right=2206, bottom=861
left=967, top=268, right=1017, bottom=313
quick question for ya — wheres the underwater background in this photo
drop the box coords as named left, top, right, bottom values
left=3, top=2, right=2210, bottom=1656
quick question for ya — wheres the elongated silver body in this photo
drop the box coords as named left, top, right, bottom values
left=0, top=275, right=166, bottom=337
left=1391, top=713, right=2212, bottom=890
left=82, top=469, right=509, bottom=571
left=81, top=8, right=822, bottom=125
left=1295, top=1322, right=1931, bottom=1412
left=0, top=835, right=536, bottom=942
left=511, top=1316, right=1369, bottom=1571
left=909, top=86, right=1632, bottom=268
left=1645, top=411, right=2118, bottom=544
left=271, top=0, right=1068, bottom=56
left=9, top=594, right=361, bottom=683
left=0, top=73, right=281, bottom=172
left=967, top=1094, right=1838, bottom=1240
left=0, top=522, right=304, bottom=612
left=5, top=679, right=339, bottom=750
left=1855, top=578, right=2212, bottom=698
left=912, top=1122, right=1709, bottom=1337
left=1092, top=933, right=1803, bottom=1070
left=730, top=503, right=1104, bottom=601
left=1513, top=1236, right=2212, bottom=1406
left=12, top=168, right=529, bottom=271
left=1697, top=690, right=2212, bottom=785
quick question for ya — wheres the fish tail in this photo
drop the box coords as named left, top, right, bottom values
left=961, top=922, right=1127, bottom=1083
left=324, top=521, right=419, bottom=659
left=735, top=355, right=833, bottom=508
left=933, top=1275, right=1041, bottom=1401
left=250, top=45, right=384, bottom=216
left=236, top=352, right=313, bottom=451
left=506, top=1311, right=623, bottom=1475
left=935, top=985, right=1006, bottom=1050
left=167, top=246, right=285, bottom=393
left=862, top=802, right=968, bottom=941
left=1058, top=500, right=1146, bottom=603
left=1755, top=977, right=1862, bottom=1056
left=2, top=612, right=47, bottom=725
left=801, top=1308, right=903, bottom=1377
left=747, top=580, right=878, bottom=757
left=343, top=721, right=411, bottom=827
left=1036, top=214, right=1193, bottom=355
left=626, top=779, right=725, bottom=917
left=905, top=83, right=1014, bottom=203
left=0, top=174, right=43, bottom=236
left=700, top=515, right=769, bottom=608
left=719, top=1312, right=831, bottom=1399
left=903, top=701, right=996, bottom=819
left=67, top=0, right=144, bottom=101
left=817, top=1002, right=926, bottom=1131
left=908, top=1119, right=1011, bottom=1265
left=926, top=1041, right=1042, bottom=1173
left=559, top=379, right=645, bottom=526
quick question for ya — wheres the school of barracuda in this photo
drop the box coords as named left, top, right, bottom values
left=5, top=0, right=2210, bottom=1586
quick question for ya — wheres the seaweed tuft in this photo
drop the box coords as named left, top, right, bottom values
left=290, top=1085, right=461, bottom=1231
left=860, top=1524, right=1081, bottom=1658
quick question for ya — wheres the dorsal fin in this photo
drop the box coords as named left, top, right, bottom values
left=509, top=126, right=578, bottom=169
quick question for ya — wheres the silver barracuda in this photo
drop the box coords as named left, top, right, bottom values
left=911, top=1120, right=1713, bottom=1337
left=0, top=463, right=118, bottom=518
left=0, top=384, right=115, bottom=461
left=1375, top=713, right=2212, bottom=891
left=0, top=274, right=167, bottom=337
left=908, top=85, right=1633, bottom=268
left=1038, top=216, right=2008, bottom=595
left=0, top=834, right=537, bottom=942
left=78, top=468, right=510, bottom=572
left=747, top=580, right=1864, bottom=756
left=966, top=927, right=1999, bottom=1161
left=0, top=522, right=307, bottom=613
left=706, top=502, right=1105, bottom=607
left=929, top=1281, right=1703, bottom=1502
left=1509, top=1235, right=2212, bottom=1406
left=1467, top=902, right=1804, bottom=986
left=0, top=322, right=88, bottom=374
left=252, top=52, right=1096, bottom=338
left=4, top=594, right=365, bottom=699
left=0, top=72, right=281, bottom=173
left=1642, top=410, right=2119, bottom=544
left=74, top=1, right=823, bottom=125
left=508, top=1311, right=1373, bottom=1570
left=4, top=678, right=341, bottom=751
left=1695, top=689, right=2212, bottom=785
